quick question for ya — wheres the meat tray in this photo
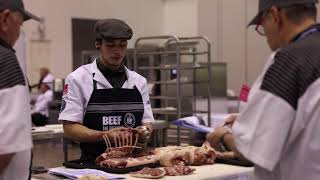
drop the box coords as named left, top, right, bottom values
left=215, top=157, right=254, bottom=167
left=63, top=159, right=159, bottom=174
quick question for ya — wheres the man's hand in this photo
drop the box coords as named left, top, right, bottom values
left=206, top=127, right=229, bottom=149
left=223, top=114, right=238, bottom=128
left=103, top=128, right=135, bottom=145
left=102, top=127, right=149, bottom=148
left=135, top=126, right=151, bottom=148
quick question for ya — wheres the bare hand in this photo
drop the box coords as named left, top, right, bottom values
left=223, top=114, right=238, bottom=128
left=103, top=128, right=134, bottom=145
left=135, top=126, right=150, bottom=147
left=206, top=127, right=229, bottom=148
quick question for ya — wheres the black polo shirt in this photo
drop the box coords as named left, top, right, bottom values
left=261, top=23, right=320, bottom=110
left=0, top=38, right=32, bottom=180
left=96, top=58, right=127, bottom=88
left=0, top=38, right=25, bottom=90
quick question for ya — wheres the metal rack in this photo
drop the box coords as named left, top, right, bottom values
left=133, top=36, right=212, bottom=145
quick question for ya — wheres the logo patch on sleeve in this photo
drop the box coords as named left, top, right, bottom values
left=239, top=84, right=251, bottom=102
left=63, top=84, right=69, bottom=95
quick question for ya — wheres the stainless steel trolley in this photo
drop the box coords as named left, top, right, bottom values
left=133, top=36, right=212, bottom=145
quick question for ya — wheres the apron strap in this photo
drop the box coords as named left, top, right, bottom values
left=92, top=73, right=97, bottom=90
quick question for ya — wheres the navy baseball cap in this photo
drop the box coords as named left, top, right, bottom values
left=0, top=0, right=40, bottom=21
left=248, top=0, right=318, bottom=26
left=94, top=18, right=133, bottom=40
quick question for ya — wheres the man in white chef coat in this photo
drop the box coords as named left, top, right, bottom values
left=207, top=0, right=320, bottom=179
left=59, top=19, right=154, bottom=161
left=0, top=0, right=40, bottom=179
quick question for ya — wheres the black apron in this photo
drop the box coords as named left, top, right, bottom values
left=80, top=74, right=144, bottom=160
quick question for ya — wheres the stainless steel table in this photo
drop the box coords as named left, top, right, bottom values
left=32, top=124, right=69, bottom=161
left=31, top=164, right=253, bottom=180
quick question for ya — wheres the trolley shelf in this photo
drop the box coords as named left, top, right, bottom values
left=134, top=35, right=212, bottom=145
left=136, top=51, right=209, bottom=56
left=152, top=108, right=209, bottom=115
left=138, top=64, right=209, bottom=70
left=181, top=51, right=208, bottom=55
left=148, top=80, right=209, bottom=85
left=150, top=95, right=210, bottom=100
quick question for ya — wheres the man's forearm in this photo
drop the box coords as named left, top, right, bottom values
left=63, top=121, right=154, bottom=143
left=63, top=121, right=104, bottom=143
left=0, top=153, right=14, bottom=174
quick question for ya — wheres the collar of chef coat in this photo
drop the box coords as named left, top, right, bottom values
left=90, top=59, right=134, bottom=89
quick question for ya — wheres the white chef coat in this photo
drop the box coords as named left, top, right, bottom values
left=0, top=85, right=32, bottom=180
left=31, top=89, right=53, bottom=117
left=0, top=54, right=32, bottom=179
left=233, top=40, right=320, bottom=180
left=59, top=60, right=154, bottom=124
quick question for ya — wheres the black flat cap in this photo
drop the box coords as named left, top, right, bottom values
left=0, top=0, right=40, bottom=21
left=248, top=0, right=318, bottom=26
left=94, top=18, right=133, bottom=40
